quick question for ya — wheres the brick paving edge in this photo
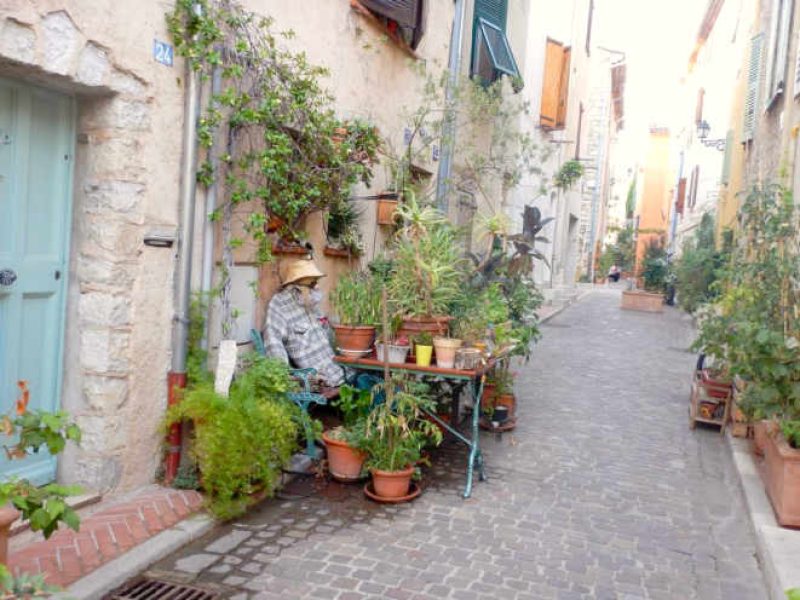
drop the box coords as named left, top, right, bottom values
left=726, top=433, right=800, bottom=600
left=57, top=513, right=215, bottom=600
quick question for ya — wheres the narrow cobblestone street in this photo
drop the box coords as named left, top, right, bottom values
left=146, top=290, right=768, bottom=600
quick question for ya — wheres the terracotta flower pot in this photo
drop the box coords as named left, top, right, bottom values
left=376, top=198, right=399, bottom=226
left=370, top=465, right=414, bottom=498
left=332, top=324, right=375, bottom=352
left=753, top=419, right=772, bottom=457
left=323, top=430, right=366, bottom=482
left=433, top=337, right=462, bottom=369
left=0, top=506, right=20, bottom=565
left=763, top=425, right=800, bottom=527
left=396, top=316, right=450, bottom=341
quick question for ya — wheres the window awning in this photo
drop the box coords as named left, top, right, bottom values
left=472, top=18, right=522, bottom=89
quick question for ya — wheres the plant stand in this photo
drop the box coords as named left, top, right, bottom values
left=688, top=370, right=732, bottom=434
left=620, top=290, right=664, bottom=313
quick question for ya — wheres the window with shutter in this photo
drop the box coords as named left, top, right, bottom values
left=575, top=103, right=584, bottom=159
left=743, top=33, right=763, bottom=142
left=355, top=0, right=426, bottom=50
left=470, top=0, right=521, bottom=88
left=721, top=130, right=733, bottom=184
left=676, top=178, right=687, bottom=216
left=689, top=165, right=700, bottom=209
left=765, top=0, right=793, bottom=108
left=695, top=88, right=705, bottom=125
left=540, top=39, right=571, bottom=130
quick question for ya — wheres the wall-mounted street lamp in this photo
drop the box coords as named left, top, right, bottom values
left=696, top=120, right=726, bottom=151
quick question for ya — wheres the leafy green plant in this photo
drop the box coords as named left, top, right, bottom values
left=168, top=0, right=381, bottom=337
left=326, top=198, right=364, bottom=255
left=675, top=213, right=722, bottom=313
left=330, top=271, right=381, bottom=326
left=694, top=184, right=800, bottom=425
left=332, top=385, right=372, bottom=428
left=388, top=196, right=464, bottom=319
left=362, top=377, right=442, bottom=472
left=414, top=331, right=433, bottom=346
left=0, top=566, right=57, bottom=598
left=164, top=357, right=300, bottom=519
left=554, top=159, right=584, bottom=190
left=641, top=241, right=668, bottom=293
left=0, top=382, right=82, bottom=540
left=781, top=421, right=800, bottom=448
left=787, top=587, right=800, bottom=600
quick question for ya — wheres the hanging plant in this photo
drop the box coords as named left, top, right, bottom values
left=554, top=159, right=584, bottom=190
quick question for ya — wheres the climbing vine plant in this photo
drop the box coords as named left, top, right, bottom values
left=167, top=0, right=380, bottom=334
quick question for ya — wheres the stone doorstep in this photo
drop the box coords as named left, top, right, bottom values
left=726, top=434, right=800, bottom=600
left=9, top=491, right=103, bottom=538
left=6, top=485, right=204, bottom=589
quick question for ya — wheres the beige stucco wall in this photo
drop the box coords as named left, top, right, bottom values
left=0, top=0, right=185, bottom=492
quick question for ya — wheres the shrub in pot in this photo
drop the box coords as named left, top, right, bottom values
left=330, top=271, right=381, bottom=352
left=433, top=336, right=462, bottom=369
left=323, top=385, right=372, bottom=482
left=164, top=355, right=301, bottom=519
left=414, top=331, right=434, bottom=367
left=388, top=197, right=464, bottom=338
left=362, top=377, right=442, bottom=499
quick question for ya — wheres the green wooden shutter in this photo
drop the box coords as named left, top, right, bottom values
left=474, top=0, right=507, bottom=30
left=721, top=130, right=733, bottom=184
left=743, top=33, right=763, bottom=142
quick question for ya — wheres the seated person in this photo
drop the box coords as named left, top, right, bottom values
left=263, top=256, right=345, bottom=388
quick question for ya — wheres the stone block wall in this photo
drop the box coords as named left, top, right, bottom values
left=0, top=3, right=184, bottom=493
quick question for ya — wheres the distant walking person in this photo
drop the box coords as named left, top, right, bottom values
left=608, top=264, right=621, bottom=283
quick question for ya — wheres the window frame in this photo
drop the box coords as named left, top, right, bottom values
left=470, top=17, right=522, bottom=87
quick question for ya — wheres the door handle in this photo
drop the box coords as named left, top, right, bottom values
left=0, top=269, right=17, bottom=286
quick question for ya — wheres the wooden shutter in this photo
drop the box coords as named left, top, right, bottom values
left=695, top=88, right=705, bottom=124
left=768, top=0, right=793, bottom=101
left=359, top=0, right=419, bottom=27
left=540, top=40, right=571, bottom=130
left=585, top=0, right=594, bottom=56
left=676, top=178, right=687, bottom=216
left=721, top=130, right=733, bottom=184
left=689, top=165, right=700, bottom=209
left=474, top=0, right=507, bottom=30
left=743, top=33, right=764, bottom=142
left=557, top=47, right=571, bottom=129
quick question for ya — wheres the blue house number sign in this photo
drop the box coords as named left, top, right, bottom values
left=154, top=40, right=174, bottom=66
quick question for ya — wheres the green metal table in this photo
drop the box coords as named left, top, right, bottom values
left=334, top=356, right=493, bottom=498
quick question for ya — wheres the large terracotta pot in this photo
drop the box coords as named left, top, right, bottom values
left=323, top=430, right=366, bottom=482
left=396, top=316, right=450, bottom=341
left=0, top=506, right=19, bottom=565
left=753, top=420, right=772, bottom=457
left=370, top=465, right=414, bottom=498
left=332, top=325, right=375, bottom=352
left=620, top=290, right=664, bottom=313
left=763, top=425, right=800, bottom=527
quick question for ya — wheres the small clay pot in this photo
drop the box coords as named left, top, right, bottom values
left=370, top=465, right=414, bottom=499
left=323, top=430, right=366, bottom=482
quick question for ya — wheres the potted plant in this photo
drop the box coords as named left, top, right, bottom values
left=375, top=334, right=411, bottom=364
left=432, top=336, right=462, bottom=369
left=389, top=197, right=463, bottom=339
left=330, top=271, right=380, bottom=353
left=323, top=385, right=372, bottom=482
left=362, top=378, right=442, bottom=501
left=414, top=331, right=434, bottom=366
left=621, top=241, right=667, bottom=312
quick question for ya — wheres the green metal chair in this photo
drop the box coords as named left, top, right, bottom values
left=250, top=328, right=327, bottom=457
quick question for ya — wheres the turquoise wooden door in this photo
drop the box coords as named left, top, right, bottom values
left=0, top=79, right=74, bottom=485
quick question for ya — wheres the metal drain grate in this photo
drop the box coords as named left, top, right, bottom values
left=108, top=578, right=218, bottom=600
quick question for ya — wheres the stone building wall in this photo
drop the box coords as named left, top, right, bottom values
left=0, top=1, right=185, bottom=493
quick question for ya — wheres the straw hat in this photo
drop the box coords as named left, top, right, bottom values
left=279, top=256, right=325, bottom=286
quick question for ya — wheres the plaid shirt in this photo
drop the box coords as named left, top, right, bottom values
left=263, top=286, right=344, bottom=386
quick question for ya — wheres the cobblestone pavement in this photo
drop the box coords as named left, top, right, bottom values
left=142, top=291, right=767, bottom=599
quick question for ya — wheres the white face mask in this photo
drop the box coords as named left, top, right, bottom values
left=308, top=288, right=323, bottom=308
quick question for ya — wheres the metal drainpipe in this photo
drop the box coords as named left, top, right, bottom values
left=165, top=24, right=201, bottom=484
left=435, top=0, right=466, bottom=213
left=200, top=64, right=222, bottom=349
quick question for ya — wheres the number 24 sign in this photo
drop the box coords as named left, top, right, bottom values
left=153, top=40, right=173, bottom=67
